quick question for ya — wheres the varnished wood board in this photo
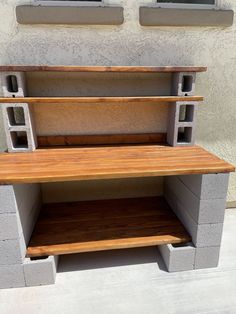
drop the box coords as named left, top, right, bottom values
left=0, top=96, right=203, bottom=104
left=0, top=65, right=207, bottom=73
left=27, top=197, right=191, bottom=257
left=37, top=133, right=167, bottom=147
left=0, top=145, right=234, bottom=184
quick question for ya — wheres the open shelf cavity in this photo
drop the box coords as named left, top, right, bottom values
left=26, top=196, right=191, bottom=258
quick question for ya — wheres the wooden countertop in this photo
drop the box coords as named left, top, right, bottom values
left=0, top=145, right=234, bottom=184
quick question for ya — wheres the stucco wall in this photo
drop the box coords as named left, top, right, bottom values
left=0, top=0, right=235, bottom=203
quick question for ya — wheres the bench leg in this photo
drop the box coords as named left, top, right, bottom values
left=0, top=184, right=58, bottom=288
left=158, top=242, right=195, bottom=272
left=160, top=173, right=229, bottom=271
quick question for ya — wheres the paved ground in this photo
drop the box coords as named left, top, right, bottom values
left=0, top=209, right=236, bottom=314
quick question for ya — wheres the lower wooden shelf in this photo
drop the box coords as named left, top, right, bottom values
left=27, top=196, right=191, bottom=258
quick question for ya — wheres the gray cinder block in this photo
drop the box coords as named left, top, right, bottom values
left=172, top=72, right=196, bottom=96
left=167, top=101, right=198, bottom=147
left=158, top=243, right=195, bottom=272
left=178, top=173, right=230, bottom=200
left=0, top=213, right=21, bottom=241
left=0, top=72, right=26, bottom=97
left=0, top=264, right=25, bottom=289
left=193, top=223, right=223, bottom=249
left=0, top=185, right=17, bottom=214
left=0, top=235, right=26, bottom=265
left=195, top=246, right=220, bottom=269
left=0, top=183, right=41, bottom=239
left=164, top=176, right=226, bottom=224
left=23, top=256, right=59, bottom=287
left=0, top=184, right=41, bottom=266
left=14, top=184, right=41, bottom=244
left=164, top=184, right=224, bottom=248
left=14, top=184, right=41, bottom=212
left=17, top=202, right=40, bottom=247
left=1, top=103, right=37, bottom=152
left=2, top=103, right=34, bottom=128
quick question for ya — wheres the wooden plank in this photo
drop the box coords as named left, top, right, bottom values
left=37, top=133, right=167, bottom=147
left=26, top=196, right=191, bottom=257
left=0, top=65, right=207, bottom=73
left=0, top=145, right=234, bottom=184
left=0, top=96, right=203, bottom=104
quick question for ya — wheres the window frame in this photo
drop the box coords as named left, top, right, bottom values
left=155, top=0, right=219, bottom=10
left=33, top=0, right=106, bottom=7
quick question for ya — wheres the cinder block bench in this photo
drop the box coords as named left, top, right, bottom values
left=0, top=65, right=234, bottom=288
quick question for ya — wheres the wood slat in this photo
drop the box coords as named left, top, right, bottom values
left=0, top=96, right=203, bottom=104
left=0, top=65, right=207, bottom=73
left=26, top=196, right=191, bottom=257
left=37, top=133, right=167, bottom=147
left=0, top=145, right=234, bottom=184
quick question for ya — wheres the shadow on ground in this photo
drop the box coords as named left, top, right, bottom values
left=58, top=246, right=167, bottom=273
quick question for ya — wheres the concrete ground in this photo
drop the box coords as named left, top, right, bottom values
left=0, top=209, right=236, bottom=314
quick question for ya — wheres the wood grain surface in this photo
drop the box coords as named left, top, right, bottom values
left=27, top=196, right=191, bottom=257
left=0, top=96, right=204, bottom=103
left=0, top=145, right=234, bottom=184
left=0, top=65, right=207, bottom=73
left=37, top=133, right=167, bottom=147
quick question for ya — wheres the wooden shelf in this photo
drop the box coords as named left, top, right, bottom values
left=0, top=145, right=234, bottom=184
left=0, top=96, right=203, bottom=104
left=26, top=196, right=191, bottom=257
left=0, top=65, right=207, bottom=73
left=37, top=133, right=167, bottom=147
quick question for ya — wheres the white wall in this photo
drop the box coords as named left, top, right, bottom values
left=0, top=0, right=235, bottom=203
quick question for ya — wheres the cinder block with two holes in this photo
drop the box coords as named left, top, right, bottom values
left=167, top=101, right=198, bottom=147
left=0, top=65, right=234, bottom=288
left=2, top=103, right=37, bottom=152
left=158, top=242, right=195, bottom=272
left=23, top=256, right=59, bottom=287
left=0, top=71, right=37, bottom=152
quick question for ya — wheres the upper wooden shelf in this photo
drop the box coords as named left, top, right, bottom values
left=0, top=96, right=203, bottom=104
left=0, top=145, right=234, bottom=184
left=0, top=65, right=207, bottom=73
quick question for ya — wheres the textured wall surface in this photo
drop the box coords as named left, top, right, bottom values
left=0, top=0, right=235, bottom=202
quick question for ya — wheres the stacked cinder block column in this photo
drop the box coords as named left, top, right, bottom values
left=0, top=184, right=58, bottom=288
left=0, top=72, right=37, bottom=152
left=168, top=72, right=198, bottom=147
left=158, top=173, right=229, bottom=272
